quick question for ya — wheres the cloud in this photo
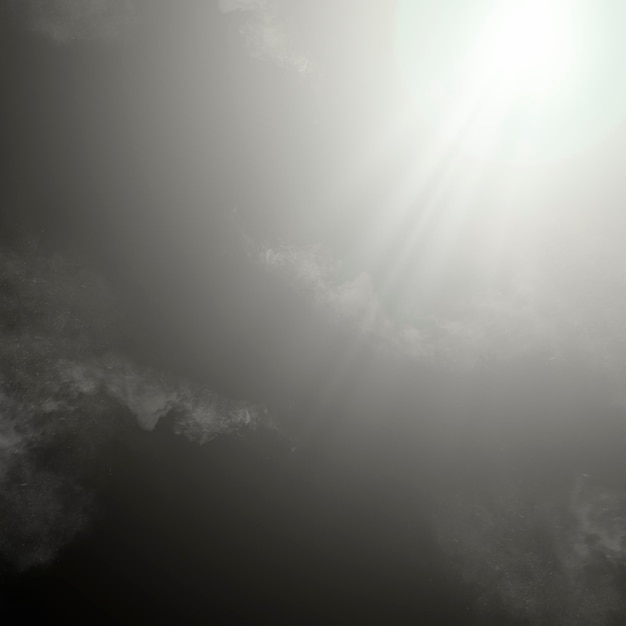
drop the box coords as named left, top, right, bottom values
left=0, top=351, right=262, bottom=570
left=435, top=477, right=626, bottom=624
left=60, top=355, right=264, bottom=440
left=218, top=0, right=265, bottom=13
left=0, top=382, right=99, bottom=570
left=254, top=238, right=626, bottom=414
left=571, top=476, right=626, bottom=565
left=27, top=0, right=136, bottom=43
left=0, top=451, right=91, bottom=571
left=0, top=247, right=265, bottom=570
left=256, top=243, right=387, bottom=336
left=218, top=0, right=312, bottom=74
left=172, top=391, right=261, bottom=445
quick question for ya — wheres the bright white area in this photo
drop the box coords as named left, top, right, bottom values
left=448, top=0, right=575, bottom=156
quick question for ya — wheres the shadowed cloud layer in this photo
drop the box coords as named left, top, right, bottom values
left=0, top=248, right=263, bottom=570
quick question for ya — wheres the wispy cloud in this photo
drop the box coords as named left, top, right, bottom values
left=256, top=244, right=387, bottom=336
left=218, top=0, right=312, bottom=74
left=254, top=236, right=626, bottom=410
left=0, top=248, right=263, bottom=569
left=253, top=237, right=626, bottom=621
left=60, top=355, right=263, bottom=440
left=571, top=476, right=626, bottom=565
left=435, top=477, right=626, bottom=624
left=27, top=0, right=136, bottom=43
left=218, top=0, right=266, bottom=13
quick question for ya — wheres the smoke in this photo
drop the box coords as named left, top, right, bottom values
left=253, top=238, right=626, bottom=623
left=571, top=476, right=626, bottom=566
left=0, top=247, right=264, bottom=570
left=23, top=0, right=312, bottom=71
left=256, top=243, right=389, bottom=337
left=435, top=477, right=626, bottom=625
left=59, top=355, right=264, bottom=441
left=255, top=240, right=626, bottom=408
left=0, top=384, right=96, bottom=570
left=218, top=0, right=313, bottom=74
left=0, top=354, right=263, bottom=570
left=218, top=0, right=266, bottom=12
left=0, top=450, right=91, bottom=571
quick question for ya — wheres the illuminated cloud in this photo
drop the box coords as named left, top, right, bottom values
left=256, top=244, right=386, bottom=336
left=218, top=0, right=266, bottom=13
left=254, top=232, right=626, bottom=409
left=254, top=239, right=626, bottom=621
left=218, top=0, right=312, bottom=74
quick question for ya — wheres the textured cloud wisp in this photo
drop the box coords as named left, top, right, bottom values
left=27, top=0, right=136, bottom=43
left=255, top=238, right=626, bottom=410
left=0, top=248, right=264, bottom=571
left=435, top=477, right=626, bottom=625
left=218, top=0, right=312, bottom=74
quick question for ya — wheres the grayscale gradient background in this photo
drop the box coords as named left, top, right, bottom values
left=2, top=1, right=626, bottom=624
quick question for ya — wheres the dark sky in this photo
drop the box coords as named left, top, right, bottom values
left=3, top=1, right=626, bottom=624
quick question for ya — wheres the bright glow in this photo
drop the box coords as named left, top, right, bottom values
left=394, top=0, right=626, bottom=161
left=444, top=0, right=574, bottom=157
left=475, top=0, right=572, bottom=91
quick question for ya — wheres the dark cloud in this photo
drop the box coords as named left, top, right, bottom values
left=435, top=476, right=626, bottom=624
left=0, top=247, right=263, bottom=570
